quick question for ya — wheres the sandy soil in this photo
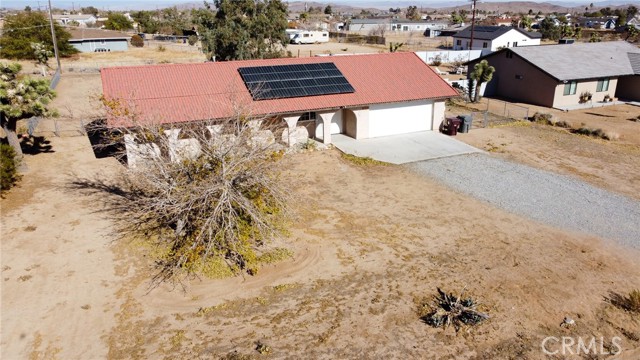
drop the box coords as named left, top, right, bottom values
left=449, top=101, right=640, bottom=201
left=4, top=134, right=639, bottom=359
left=1, top=136, right=125, bottom=359
left=2, top=60, right=640, bottom=359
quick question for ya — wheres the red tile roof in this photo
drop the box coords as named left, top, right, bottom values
left=101, top=52, right=458, bottom=127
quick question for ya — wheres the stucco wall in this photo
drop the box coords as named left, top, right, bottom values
left=453, top=29, right=540, bottom=51
left=70, top=39, right=128, bottom=53
left=368, top=100, right=433, bottom=138
left=552, top=78, right=619, bottom=108
left=472, top=53, right=557, bottom=107
left=615, top=76, right=640, bottom=101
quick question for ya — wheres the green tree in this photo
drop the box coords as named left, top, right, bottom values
left=80, top=6, right=99, bottom=16
left=0, top=63, right=57, bottom=158
left=406, top=5, right=421, bottom=21
left=616, top=12, right=627, bottom=27
left=470, top=60, right=495, bottom=103
left=132, top=10, right=160, bottom=33
left=324, top=5, right=332, bottom=15
left=626, top=25, right=639, bottom=41
left=104, top=12, right=133, bottom=31
left=0, top=12, right=78, bottom=59
left=539, top=16, right=561, bottom=40
left=589, top=32, right=602, bottom=42
left=520, top=16, right=533, bottom=31
left=197, top=0, right=289, bottom=61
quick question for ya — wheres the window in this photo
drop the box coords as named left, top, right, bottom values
left=482, top=42, right=488, bottom=48
left=596, top=78, right=609, bottom=92
left=563, top=81, right=577, bottom=96
left=513, top=41, right=518, bottom=47
left=456, top=39, right=461, bottom=46
left=507, top=42, right=510, bottom=47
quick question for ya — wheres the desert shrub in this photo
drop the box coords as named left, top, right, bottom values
left=608, top=289, right=640, bottom=313
left=73, top=113, right=290, bottom=285
left=0, top=142, right=21, bottom=194
left=555, top=120, right=572, bottom=128
left=572, top=126, right=615, bottom=140
left=157, top=44, right=166, bottom=52
left=340, top=152, right=388, bottom=166
left=187, top=35, right=198, bottom=46
left=532, top=112, right=553, bottom=125
left=430, top=55, right=442, bottom=66
left=419, top=288, right=489, bottom=331
left=130, top=34, right=144, bottom=47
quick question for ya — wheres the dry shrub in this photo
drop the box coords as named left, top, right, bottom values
left=419, top=288, right=489, bottom=331
left=0, top=142, right=21, bottom=195
left=608, top=290, right=640, bottom=313
left=74, top=109, right=290, bottom=286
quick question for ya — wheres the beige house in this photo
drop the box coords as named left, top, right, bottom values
left=467, top=41, right=640, bottom=110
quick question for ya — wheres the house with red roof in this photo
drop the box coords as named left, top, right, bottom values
left=101, top=52, right=458, bottom=148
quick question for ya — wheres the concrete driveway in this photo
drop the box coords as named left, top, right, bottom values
left=332, top=131, right=480, bottom=164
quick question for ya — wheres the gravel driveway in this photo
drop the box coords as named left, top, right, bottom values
left=409, top=153, right=640, bottom=249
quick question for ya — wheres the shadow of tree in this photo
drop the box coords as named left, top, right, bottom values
left=20, top=136, right=54, bottom=155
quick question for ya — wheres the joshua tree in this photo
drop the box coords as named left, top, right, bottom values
left=0, top=62, right=56, bottom=158
left=470, top=60, right=495, bottom=103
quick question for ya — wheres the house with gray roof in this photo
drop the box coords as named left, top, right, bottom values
left=466, top=41, right=640, bottom=109
left=67, top=28, right=129, bottom=53
left=453, top=26, right=541, bottom=54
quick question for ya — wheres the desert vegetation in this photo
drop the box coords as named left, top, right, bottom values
left=74, top=106, right=291, bottom=286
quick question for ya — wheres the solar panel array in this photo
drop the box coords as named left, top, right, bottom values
left=238, top=63, right=355, bottom=100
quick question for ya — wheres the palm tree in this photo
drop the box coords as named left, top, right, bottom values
left=470, top=60, right=495, bottom=103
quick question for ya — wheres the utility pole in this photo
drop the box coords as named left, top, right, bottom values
left=48, top=0, right=62, bottom=72
left=469, top=0, right=478, bottom=50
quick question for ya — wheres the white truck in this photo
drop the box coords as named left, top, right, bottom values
left=290, top=31, right=330, bottom=44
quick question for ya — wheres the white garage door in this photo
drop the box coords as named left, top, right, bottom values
left=368, top=100, right=433, bottom=138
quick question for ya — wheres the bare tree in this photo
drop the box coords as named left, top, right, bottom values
left=75, top=99, right=291, bottom=286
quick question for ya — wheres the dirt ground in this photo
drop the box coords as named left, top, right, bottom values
left=449, top=100, right=640, bottom=201
left=2, top=60, right=640, bottom=359
left=2, top=133, right=640, bottom=359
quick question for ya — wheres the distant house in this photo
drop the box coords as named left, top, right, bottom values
left=466, top=41, right=640, bottom=109
left=67, top=28, right=129, bottom=53
left=626, top=17, right=640, bottom=30
left=346, top=18, right=448, bottom=33
left=52, top=14, right=96, bottom=27
left=576, top=17, right=617, bottom=29
left=452, top=26, right=541, bottom=54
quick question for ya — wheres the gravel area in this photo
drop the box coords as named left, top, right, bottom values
left=409, top=153, right=640, bottom=249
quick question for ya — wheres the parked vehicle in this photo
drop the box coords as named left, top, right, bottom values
left=290, top=31, right=329, bottom=44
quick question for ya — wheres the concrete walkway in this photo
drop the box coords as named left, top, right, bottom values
left=332, top=131, right=480, bottom=164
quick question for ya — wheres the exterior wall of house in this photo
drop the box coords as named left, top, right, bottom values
left=616, top=75, right=640, bottom=101
left=471, top=53, right=557, bottom=107
left=552, top=77, right=619, bottom=108
left=71, top=39, right=129, bottom=53
left=367, top=99, right=433, bottom=138
left=453, top=29, right=540, bottom=51
left=431, top=100, right=446, bottom=131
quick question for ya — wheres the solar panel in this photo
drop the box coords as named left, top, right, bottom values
left=238, top=62, right=355, bottom=100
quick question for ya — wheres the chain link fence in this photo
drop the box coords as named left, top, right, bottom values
left=447, top=98, right=531, bottom=129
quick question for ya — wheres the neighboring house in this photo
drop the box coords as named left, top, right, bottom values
left=101, top=52, right=458, bottom=151
left=575, top=17, right=617, bottom=29
left=452, top=26, right=541, bottom=54
left=52, top=14, right=96, bottom=27
left=346, top=18, right=448, bottom=33
left=626, top=17, right=640, bottom=30
left=466, top=41, right=640, bottom=109
left=67, top=28, right=129, bottom=53
left=493, top=17, right=514, bottom=27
